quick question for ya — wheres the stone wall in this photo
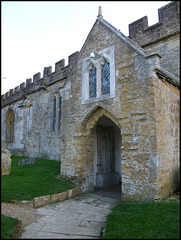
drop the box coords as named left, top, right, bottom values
left=129, top=1, right=180, bottom=78
left=1, top=77, right=70, bottom=161
left=1, top=2, right=180, bottom=201
left=59, top=18, right=162, bottom=200
left=1, top=51, right=79, bottom=108
left=153, top=72, right=180, bottom=199
left=143, top=34, right=180, bottom=79
left=1, top=52, right=79, bottom=160
left=129, top=2, right=180, bottom=46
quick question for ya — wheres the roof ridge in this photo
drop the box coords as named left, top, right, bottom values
left=97, top=16, right=150, bottom=58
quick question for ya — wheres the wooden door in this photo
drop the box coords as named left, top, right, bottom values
left=96, top=126, right=114, bottom=174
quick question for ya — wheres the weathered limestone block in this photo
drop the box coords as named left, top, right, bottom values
left=121, top=102, right=134, bottom=115
left=67, top=188, right=81, bottom=198
left=1, top=149, right=11, bottom=175
left=50, top=191, right=68, bottom=203
left=33, top=188, right=81, bottom=207
left=33, top=195, right=51, bottom=208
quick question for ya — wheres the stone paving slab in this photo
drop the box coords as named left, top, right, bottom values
left=40, top=224, right=101, bottom=236
left=77, top=214, right=106, bottom=222
left=80, top=220, right=105, bottom=228
left=53, top=211, right=82, bottom=220
left=20, top=192, right=119, bottom=239
left=32, top=232, right=99, bottom=239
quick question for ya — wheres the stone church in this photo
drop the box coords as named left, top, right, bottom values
left=1, top=1, right=180, bottom=201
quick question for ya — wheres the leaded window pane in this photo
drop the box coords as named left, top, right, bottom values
left=89, top=66, right=97, bottom=98
left=101, top=61, right=110, bottom=95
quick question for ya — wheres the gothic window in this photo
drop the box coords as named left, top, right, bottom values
left=53, top=97, right=56, bottom=131
left=58, top=96, right=62, bottom=130
left=89, top=66, right=97, bottom=98
left=6, top=109, right=14, bottom=143
left=81, top=45, right=115, bottom=104
left=101, top=60, right=110, bottom=95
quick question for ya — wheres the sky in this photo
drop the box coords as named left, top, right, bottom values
left=1, top=1, right=171, bottom=95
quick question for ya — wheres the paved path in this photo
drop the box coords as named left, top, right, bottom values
left=20, top=192, right=119, bottom=239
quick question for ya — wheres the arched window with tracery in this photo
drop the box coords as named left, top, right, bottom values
left=6, top=109, right=15, bottom=143
left=101, top=60, right=110, bottom=95
left=81, top=45, right=115, bottom=104
left=89, top=65, right=97, bottom=98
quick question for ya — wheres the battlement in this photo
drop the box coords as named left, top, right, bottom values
left=1, top=51, right=79, bottom=107
left=2, top=2, right=180, bottom=107
left=129, top=1, right=180, bottom=46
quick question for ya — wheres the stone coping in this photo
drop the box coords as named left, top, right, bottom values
left=13, top=187, right=81, bottom=208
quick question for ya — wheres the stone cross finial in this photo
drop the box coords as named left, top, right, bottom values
left=98, top=6, right=103, bottom=18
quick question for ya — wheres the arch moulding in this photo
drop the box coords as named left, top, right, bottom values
left=80, top=103, right=121, bottom=135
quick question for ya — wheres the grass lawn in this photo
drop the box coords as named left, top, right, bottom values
left=1, top=155, right=74, bottom=203
left=103, top=200, right=180, bottom=239
left=1, top=155, right=75, bottom=239
left=2, top=156, right=180, bottom=239
left=1, top=215, right=19, bottom=239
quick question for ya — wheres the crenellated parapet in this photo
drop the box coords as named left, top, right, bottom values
left=1, top=51, right=79, bottom=107
left=129, top=1, right=180, bottom=47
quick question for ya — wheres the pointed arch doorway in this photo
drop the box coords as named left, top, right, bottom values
left=93, top=115, right=121, bottom=189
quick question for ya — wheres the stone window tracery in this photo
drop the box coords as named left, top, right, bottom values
left=81, top=45, right=115, bottom=104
